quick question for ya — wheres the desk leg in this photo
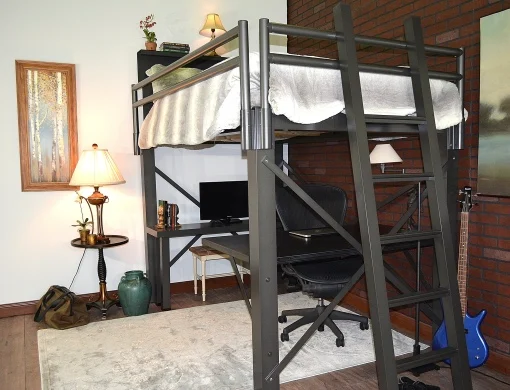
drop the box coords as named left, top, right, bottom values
left=159, top=238, right=171, bottom=310
left=86, top=248, right=119, bottom=319
left=146, top=234, right=160, bottom=305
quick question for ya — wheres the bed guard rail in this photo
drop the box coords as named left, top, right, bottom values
left=255, top=20, right=465, bottom=151
left=131, top=20, right=252, bottom=154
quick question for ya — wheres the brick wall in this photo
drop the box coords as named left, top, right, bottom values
left=287, top=0, right=510, bottom=370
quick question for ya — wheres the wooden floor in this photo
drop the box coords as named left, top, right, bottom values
left=1, top=287, right=509, bottom=390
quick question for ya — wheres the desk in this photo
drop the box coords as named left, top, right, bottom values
left=145, top=220, right=249, bottom=310
left=203, top=227, right=438, bottom=322
left=71, top=235, right=129, bottom=319
left=203, top=226, right=432, bottom=266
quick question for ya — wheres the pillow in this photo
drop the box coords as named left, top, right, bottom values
left=146, top=64, right=201, bottom=93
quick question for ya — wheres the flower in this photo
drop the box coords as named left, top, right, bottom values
left=72, top=191, right=94, bottom=232
left=140, top=14, right=157, bottom=42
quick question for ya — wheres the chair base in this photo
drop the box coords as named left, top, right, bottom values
left=279, top=299, right=369, bottom=347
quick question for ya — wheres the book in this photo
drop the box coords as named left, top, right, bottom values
left=160, top=47, right=189, bottom=53
left=160, top=42, right=189, bottom=48
left=160, top=43, right=190, bottom=51
left=161, top=48, right=190, bottom=54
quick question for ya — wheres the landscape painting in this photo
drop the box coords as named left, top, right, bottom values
left=478, top=9, right=510, bottom=196
left=16, top=60, right=78, bottom=191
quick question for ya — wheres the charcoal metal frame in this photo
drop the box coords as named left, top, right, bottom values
left=131, top=4, right=468, bottom=389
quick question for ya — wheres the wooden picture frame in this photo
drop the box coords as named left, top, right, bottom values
left=478, top=9, right=510, bottom=196
left=16, top=60, right=78, bottom=191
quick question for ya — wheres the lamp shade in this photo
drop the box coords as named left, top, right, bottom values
left=369, top=144, right=403, bottom=164
left=199, top=14, right=226, bottom=37
left=69, top=144, right=125, bottom=187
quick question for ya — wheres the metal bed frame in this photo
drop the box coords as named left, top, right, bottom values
left=131, top=3, right=468, bottom=389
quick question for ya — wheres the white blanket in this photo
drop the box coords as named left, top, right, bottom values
left=138, top=52, right=466, bottom=148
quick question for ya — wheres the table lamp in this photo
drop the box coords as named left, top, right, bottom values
left=199, top=13, right=226, bottom=55
left=369, top=143, right=403, bottom=173
left=69, top=144, right=126, bottom=244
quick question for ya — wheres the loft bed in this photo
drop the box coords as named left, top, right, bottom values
left=131, top=3, right=470, bottom=390
left=137, top=51, right=465, bottom=148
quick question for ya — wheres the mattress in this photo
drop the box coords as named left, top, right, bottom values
left=138, top=52, right=466, bottom=148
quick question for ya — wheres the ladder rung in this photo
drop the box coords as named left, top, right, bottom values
left=380, top=230, right=441, bottom=244
left=373, top=173, right=434, bottom=183
left=397, top=347, right=458, bottom=373
left=388, top=288, right=450, bottom=308
left=365, top=114, right=427, bottom=125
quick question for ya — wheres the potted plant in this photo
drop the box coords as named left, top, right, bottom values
left=73, top=218, right=93, bottom=243
left=140, top=14, right=157, bottom=50
left=73, top=192, right=94, bottom=243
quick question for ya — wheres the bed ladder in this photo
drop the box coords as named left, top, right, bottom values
left=333, top=3, right=472, bottom=390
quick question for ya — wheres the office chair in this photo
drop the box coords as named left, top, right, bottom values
left=276, top=183, right=369, bottom=347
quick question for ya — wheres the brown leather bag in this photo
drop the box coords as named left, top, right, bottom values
left=34, top=286, right=89, bottom=329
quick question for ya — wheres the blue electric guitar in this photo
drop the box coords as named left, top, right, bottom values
left=432, top=186, right=489, bottom=368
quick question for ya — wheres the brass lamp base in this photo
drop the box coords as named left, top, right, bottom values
left=87, top=186, right=110, bottom=244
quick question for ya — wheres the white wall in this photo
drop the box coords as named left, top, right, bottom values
left=0, top=0, right=286, bottom=304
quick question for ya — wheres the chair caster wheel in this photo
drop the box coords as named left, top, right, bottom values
left=278, top=315, right=287, bottom=323
left=336, top=338, right=345, bottom=347
left=281, top=332, right=289, bottom=342
left=360, top=321, right=369, bottom=330
left=318, top=324, right=325, bottom=332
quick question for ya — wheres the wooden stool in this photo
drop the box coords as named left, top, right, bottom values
left=189, top=245, right=248, bottom=301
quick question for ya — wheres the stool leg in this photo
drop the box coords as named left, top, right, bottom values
left=193, top=255, right=198, bottom=295
left=202, top=259, right=206, bottom=302
left=239, top=264, right=244, bottom=283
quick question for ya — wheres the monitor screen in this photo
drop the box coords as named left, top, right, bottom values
left=199, top=181, right=249, bottom=222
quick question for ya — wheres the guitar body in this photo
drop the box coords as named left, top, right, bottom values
left=432, top=309, right=489, bottom=368
left=432, top=187, right=489, bottom=368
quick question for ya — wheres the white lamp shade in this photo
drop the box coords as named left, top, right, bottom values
left=369, top=144, right=403, bottom=164
left=199, top=14, right=226, bottom=37
left=69, top=144, right=125, bottom=187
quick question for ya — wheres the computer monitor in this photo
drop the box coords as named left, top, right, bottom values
left=199, top=181, right=249, bottom=225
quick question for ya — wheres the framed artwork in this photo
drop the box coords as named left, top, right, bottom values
left=16, top=60, right=78, bottom=191
left=478, top=9, right=510, bottom=196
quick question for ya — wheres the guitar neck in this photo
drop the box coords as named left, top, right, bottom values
left=458, top=211, right=469, bottom=317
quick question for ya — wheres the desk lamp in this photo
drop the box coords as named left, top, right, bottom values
left=199, top=13, right=226, bottom=55
left=70, top=144, right=125, bottom=244
left=369, top=143, right=403, bottom=173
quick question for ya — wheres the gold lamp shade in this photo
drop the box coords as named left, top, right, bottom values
left=70, top=144, right=125, bottom=187
left=199, top=14, right=226, bottom=38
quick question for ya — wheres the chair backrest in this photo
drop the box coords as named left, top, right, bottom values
left=275, top=183, right=348, bottom=231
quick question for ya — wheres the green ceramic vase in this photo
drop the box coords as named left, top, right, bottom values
left=118, top=270, right=152, bottom=316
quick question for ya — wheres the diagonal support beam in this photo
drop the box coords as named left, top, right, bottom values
left=384, top=262, right=442, bottom=325
left=155, top=167, right=200, bottom=207
left=377, top=184, right=415, bottom=210
left=266, top=264, right=365, bottom=381
left=169, top=235, right=201, bottom=268
left=388, top=187, right=429, bottom=235
left=262, top=158, right=362, bottom=252
left=230, top=256, right=252, bottom=318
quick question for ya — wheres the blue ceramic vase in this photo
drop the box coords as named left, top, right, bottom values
left=118, top=270, right=152, bottom=316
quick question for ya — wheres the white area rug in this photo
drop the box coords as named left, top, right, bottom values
left=38, top=293, right=416, bottom=389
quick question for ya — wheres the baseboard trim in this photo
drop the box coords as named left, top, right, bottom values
left=0, top=291, right=107, bottom=319
left=170, top=274, right=251, bottom=294
left=485, top=349, right=510, bottom=376
left=0, top=275, right=250, bottom=319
